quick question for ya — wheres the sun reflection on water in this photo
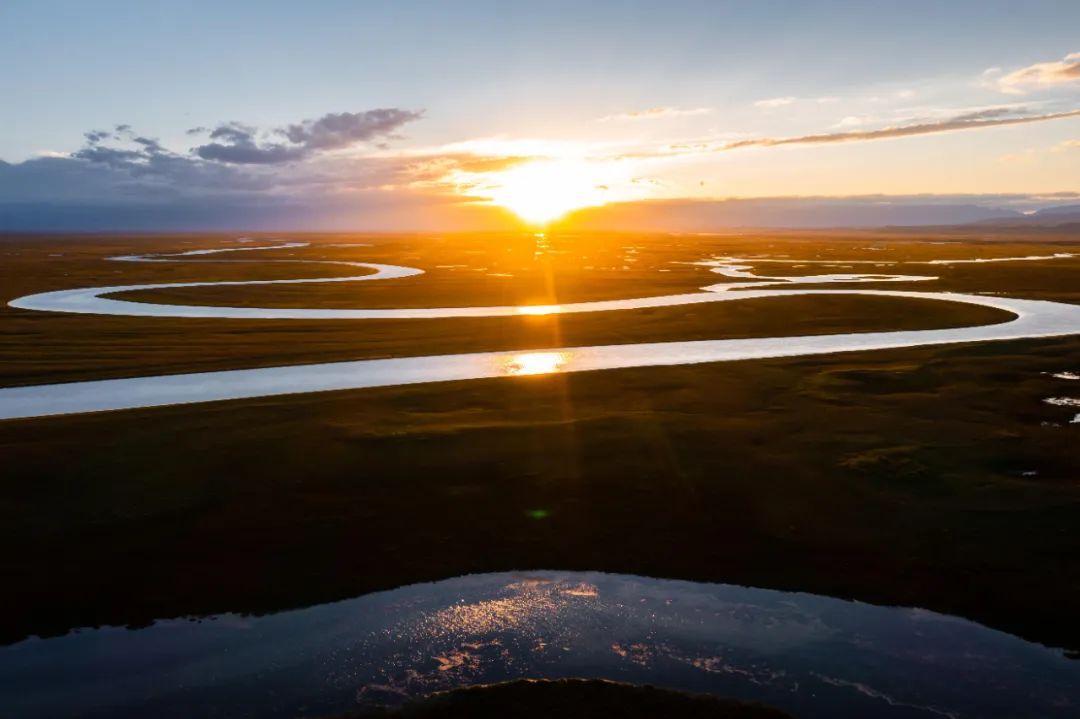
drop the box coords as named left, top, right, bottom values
left=515, top=304, right=562, bottom=316
left=417, top=578, right=600, bottom=640
left=502, top=351, right=568, bottom=376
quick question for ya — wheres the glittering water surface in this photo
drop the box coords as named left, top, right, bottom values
left=3, top=572, right=1078, bottom=719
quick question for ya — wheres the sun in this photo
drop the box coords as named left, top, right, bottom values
left=486, top=160, right=609, bottom=225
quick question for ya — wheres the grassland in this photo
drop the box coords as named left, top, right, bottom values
left=0, top=231, right=1077, bottom=651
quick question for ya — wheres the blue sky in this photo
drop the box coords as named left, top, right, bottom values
left=1, top=1, right=1078, bottom=229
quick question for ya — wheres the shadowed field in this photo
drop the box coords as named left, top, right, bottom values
left=0, top=231, right=1078, bottom=653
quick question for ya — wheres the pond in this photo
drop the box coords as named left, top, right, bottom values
left=3, top=571, right=1078, bottom=718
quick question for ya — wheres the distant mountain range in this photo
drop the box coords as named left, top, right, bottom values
left=559, top=199, right=1080, bottom=232
left=3, top=195, right=1078, bottom=233
left=969, top=204, right=1080, bottom=227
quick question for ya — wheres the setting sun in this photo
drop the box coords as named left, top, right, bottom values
left=486, top=160, right=609, bottom=225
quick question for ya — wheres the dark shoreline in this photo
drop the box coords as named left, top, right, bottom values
left=350, top=679, right=791, bottom=718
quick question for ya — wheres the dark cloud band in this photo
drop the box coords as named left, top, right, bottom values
left=193, top=109, right=422, bottom=165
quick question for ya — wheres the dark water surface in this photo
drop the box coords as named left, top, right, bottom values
left=2, top=571, right=1077, bottom=718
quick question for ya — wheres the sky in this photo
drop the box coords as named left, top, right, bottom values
left=1, top=0, right=1078, bottom=230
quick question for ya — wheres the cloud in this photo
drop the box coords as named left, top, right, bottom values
left=598, top=106, right=711, bottom=122
left=83, top=130, right=112, bottom=144
left=995, top=51, right=1080, bottom=94
left=194, top=122, right=308, bottom=165
left=208, top=123, right=256, bottom=144
left=3, top=101, right=1077, bottom=232
left=834, top=115, right=871, bottom=128
left=719, top=108, right=1080, bottom=151
left=404, top=153, right=538, bottom=181
left=0, top=109, right=533, bottom=231
left=614, top=106, right=1079, bottom=162
left=946, top=106, right=1026, bottom=122
left=753, top=96, right=796, bottom=109
left=282, top=108, right=424, bottom=149
left=193, top=108, right=422, bottom=165
left=1, top=109, right=431, bottom=207
left=71, top=144, right=146, bottom=168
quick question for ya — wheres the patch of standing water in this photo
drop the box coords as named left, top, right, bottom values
left=1043, top=397, right=1080, bottom=423
left=1043, top=398, right=1080, bottom=407
left=2, top=571, right=1079, bottom=719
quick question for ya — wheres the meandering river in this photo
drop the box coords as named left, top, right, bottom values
left=1, top=242, right=1077, bottom=420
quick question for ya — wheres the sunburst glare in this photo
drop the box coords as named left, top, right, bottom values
left=486, top=160, right=611, bottom=225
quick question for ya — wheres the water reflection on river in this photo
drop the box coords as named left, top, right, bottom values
left=3, top=571, right=1078, bottom=718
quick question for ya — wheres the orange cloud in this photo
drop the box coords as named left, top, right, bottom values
left=996, top=51, right=1080, bottom=94
left=719, top=109, right=1080, bottom=151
